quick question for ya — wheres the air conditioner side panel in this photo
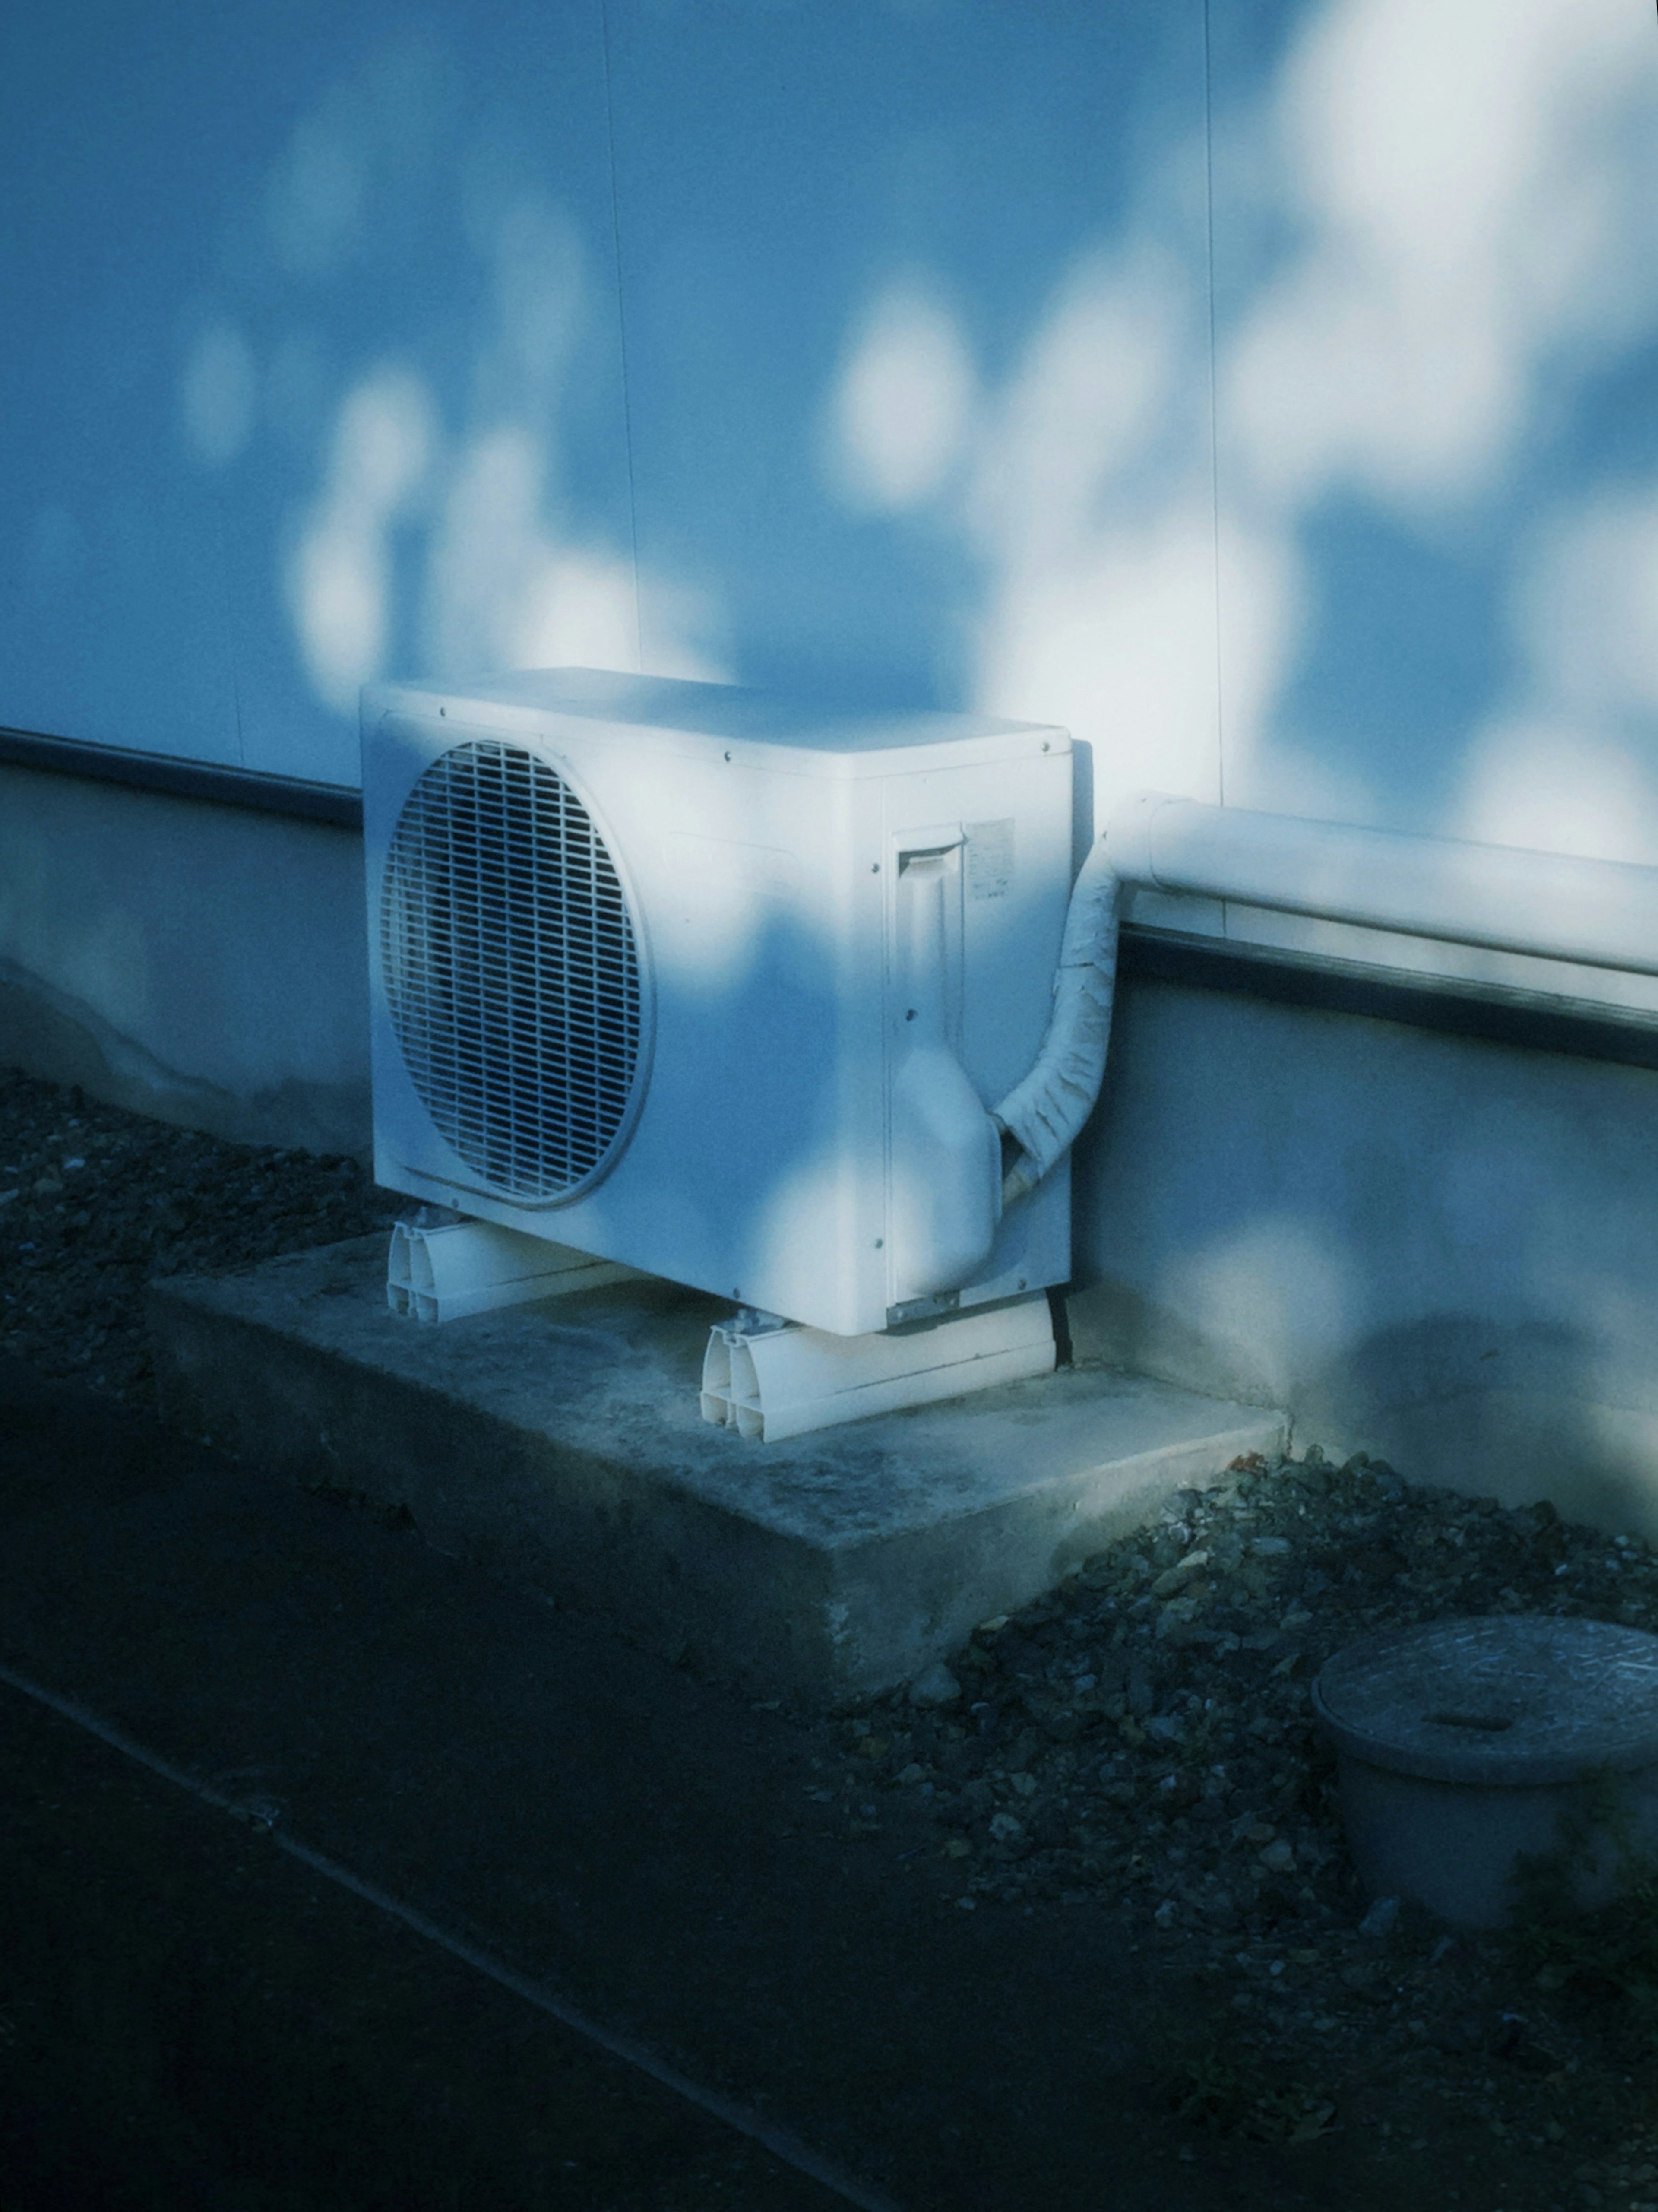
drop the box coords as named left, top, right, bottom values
left=881, top=753, right=1074, bottom=1313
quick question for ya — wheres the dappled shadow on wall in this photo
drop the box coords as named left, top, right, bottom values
left=143, top=0, right=1658, bottom=840
left=1207, top=0, right=1658, bottom=856
left=167, top=15, right=727, bottom=783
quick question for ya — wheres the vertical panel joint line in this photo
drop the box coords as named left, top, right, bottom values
left=598, top=0, right=645, bottom=671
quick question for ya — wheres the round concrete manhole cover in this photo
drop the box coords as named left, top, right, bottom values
left=1313, top=1614, right=1658, bottom=1787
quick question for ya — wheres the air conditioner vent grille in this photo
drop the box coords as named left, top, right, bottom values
left=380, top=738, right=643, bottom=1199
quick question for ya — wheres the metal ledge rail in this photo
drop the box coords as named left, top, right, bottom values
left=1111, top=794, right=1658, bottom=978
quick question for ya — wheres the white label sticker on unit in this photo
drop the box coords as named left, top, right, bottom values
left=965, top=819, right=1014, bottom=902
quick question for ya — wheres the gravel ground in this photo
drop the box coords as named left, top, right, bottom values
left=0, top=1066, right=397, bottom=1407
left=813, top=1453, right=1658, bottom=2191
left=6, top=1058, right=1658, bottom=2198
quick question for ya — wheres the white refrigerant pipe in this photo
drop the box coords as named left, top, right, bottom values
left=990, top=791, right=1658, bottom=1204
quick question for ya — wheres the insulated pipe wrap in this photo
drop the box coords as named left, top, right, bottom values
left=990, top=836, right=1121, bottom=1203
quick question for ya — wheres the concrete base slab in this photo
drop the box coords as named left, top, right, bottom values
left=149, top=1238, right=1288, bottom=1706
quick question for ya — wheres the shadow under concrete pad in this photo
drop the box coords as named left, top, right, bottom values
left=0, top=1353, right=1446, bottom=2212
left=145, top=1238, right=1286, bottom=1707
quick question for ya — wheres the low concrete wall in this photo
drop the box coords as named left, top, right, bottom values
left=1072, top=976, right=1658, bottom=1536
left=0, top=762, right=370, bottom=1157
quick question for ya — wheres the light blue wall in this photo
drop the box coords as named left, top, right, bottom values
left=8, top=1, right=1658, bottom=1518
left=605, top=2, right=1209, bottom=718
left=13, top=0, right=1649, bottom=841
left=1, top=1, right=633, bottom=782
left=1206, top=0, right=1658, bottom=865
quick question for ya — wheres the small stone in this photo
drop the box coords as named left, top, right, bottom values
left=988, top=1811, right=1024, bottom=1842
left=1152, top=1549, right=1210, bottom=1598
left=909, top=1661, right=962, bottom=1708
left=1359, top=1895, right=1401, bottom=1938
left=895, top=1762, right=928, bottom=1785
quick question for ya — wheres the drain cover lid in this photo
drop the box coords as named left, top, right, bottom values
left=1312, top=1615, right=1658, bottom=1786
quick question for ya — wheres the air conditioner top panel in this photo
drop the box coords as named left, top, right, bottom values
left=363, top=667, right=1067, bottom=779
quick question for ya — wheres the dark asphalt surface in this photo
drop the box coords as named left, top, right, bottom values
left=0, top=1355, right=1528, bottom=2209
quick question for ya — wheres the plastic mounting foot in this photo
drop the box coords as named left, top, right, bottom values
left=387, top=1218, right=641, bottom=1323
left=699, top=1293, right=1054, bottom=1442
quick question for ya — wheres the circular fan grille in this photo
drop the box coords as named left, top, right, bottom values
left=380, top=739, right=644, bottom=1199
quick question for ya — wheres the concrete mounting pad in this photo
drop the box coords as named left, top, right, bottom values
left=149, top=1237, right=1287, bottom=1705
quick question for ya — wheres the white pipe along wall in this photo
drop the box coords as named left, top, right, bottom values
left=994, top=794, right=1658, bottom=1205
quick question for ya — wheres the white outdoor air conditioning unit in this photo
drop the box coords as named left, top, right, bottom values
left=361, top=668, right=1073, bottom=1400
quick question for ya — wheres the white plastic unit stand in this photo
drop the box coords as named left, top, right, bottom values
left=388, top=1217, right=639, bottom=1323
left=699, top=1295, right=1055, bottom=1443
